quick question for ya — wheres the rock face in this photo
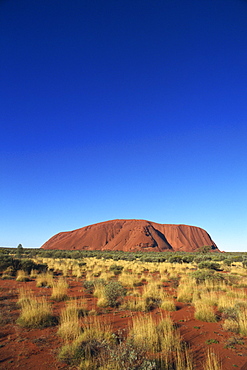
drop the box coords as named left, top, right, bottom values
left=41, top=219, right=218, bottom=252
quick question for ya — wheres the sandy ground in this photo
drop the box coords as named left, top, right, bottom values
left=0, top=277, right=247, bottom=370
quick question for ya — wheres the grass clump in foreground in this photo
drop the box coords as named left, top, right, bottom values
left=36, top=271, right=54, bottom=287
left=128, top=314, right=193, bottom=369
left=57, top=300, right=83, bottom=341
left=193, top=300, right=217, bottom=323
left=128, top=314, right=179, bottom=353
left=58, top=316, right=115, bottom=368
left=16, top=269, right=30, bottom=282
left=51, top=276, right=69, bottom=301
left=221, top=303, right=247, bottom=336
left=203, top=350, right=222, bottom=370
left=58, top=314, right=193, bottom=369
left=16, top=295, right=55, bottom=328
left=17, top=287, right=34, bottom=307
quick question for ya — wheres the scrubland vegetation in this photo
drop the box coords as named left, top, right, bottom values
left=1, top=246, right=247, bottom=369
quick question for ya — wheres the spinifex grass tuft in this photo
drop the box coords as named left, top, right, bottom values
left=51, top=276, right=68, bottom=301
left=174, top=346, right=194, bottom=370
left=16, top=270, right=30, bottom=282
left=238, top=307, right=247, bottom=336
left=17, top=287, right=34, bottom=307
left=128, top=314, right=180, bottom=353
left=121, top=297, right=146, bottom=312
left=17, top=296, right=55, bottom=328
left=128, top=314, right=159, bottom=352
left=58, top=316, right=114, bottom=367
left=177, top=277, right=194, bottom=303
left=57, top=300, right=82, bottom=341
left=160, top=297, right=176, bottom=311
left=36, top=271, right=54, bottom=287
left=203, top=350, right=222, bottom=370
left=194, top=300, right=217, bottom=322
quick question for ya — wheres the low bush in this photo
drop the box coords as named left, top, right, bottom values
left=83, top=279, right=106, bottom=294
left=168, top=256, right=183, bottom=264
left=20, top=259, right=47, bottom=274
left=104, top=281, right=126, bottom=307
left=190, top=270, right=225, bottom=284
left=198, top=261, right=221, bottom=270
left=106, top=341, right=156, bottom=370
left=109, top=264, right=124, bottom=275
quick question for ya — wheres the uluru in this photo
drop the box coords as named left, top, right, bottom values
left=41, top=219, right=218, bottom=253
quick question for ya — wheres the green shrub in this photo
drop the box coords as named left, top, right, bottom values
left=221, top=307, right=238, bottom=321
left=107, top=341, right=156, bottom=370
left=190, top=270, right=225, bottom=284
left=21, top=259, right=47, bottom=274
left=168, top=256, right=183, bottom=263
left=104, top=281, right=127, bottom=307
left=109, top=264, right=124, bottom=275
left=182, top=255, right=194, bottom=263
left=83, top=279, right=106, bottom=294
left=198, top=261, right=221, bottom=270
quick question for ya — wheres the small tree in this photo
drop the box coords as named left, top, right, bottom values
left=198, top=245, right=212, bottom=254
left=104, top=281, right=126, bottom=307
left=16, top=244, right=23, bottom=258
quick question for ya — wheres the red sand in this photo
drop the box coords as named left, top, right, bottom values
left=41, top=219, right=218, bottom=252
left=1, top=277, right=247, bottom=370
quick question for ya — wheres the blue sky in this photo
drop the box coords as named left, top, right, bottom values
left=1, top=0, right=246, bottom=251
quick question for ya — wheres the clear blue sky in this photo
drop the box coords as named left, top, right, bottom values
left=1, top=0, right=246, bottom=251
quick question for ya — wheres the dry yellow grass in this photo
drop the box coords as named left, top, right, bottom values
left=174, top=347, right=194, bottom=370
left=194, top=300, right=217, bottom=322
left=160, top=297, right=176, bottom=311
left=238, top=307, right=247, bottom=336
left=57, top=300, right=82, bottom=341
left=17, top=287, right=34, bottom=306
left=118, top=272, right=141, bottom=287
left=203, top=350, right=222, bottom=370
left=16, top=270, right=29, bottom=282
left=30, top=269, right=38, bottom=278
left=177, top=277, right=194, bottom=303
left=17, top=296, right=53, bottom=328
left=129, top=314, right=180, bottom=353
left=128, top=314, right=160, bottom=352
left=36, top=271, right=53, bottom=287
left=222, top=318, right=239, bottom=333
left=51, top=276, right=68, bottom=301
left=121, top=297, right=146, bottom=311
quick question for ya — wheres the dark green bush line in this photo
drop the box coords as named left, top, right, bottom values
left=0, top=255, right=47, bottom=275
left=1, top=247, right=247, bottom=266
